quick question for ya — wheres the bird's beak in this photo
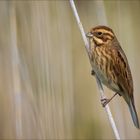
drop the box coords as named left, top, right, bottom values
left=86, top=32, right=93, bottom=38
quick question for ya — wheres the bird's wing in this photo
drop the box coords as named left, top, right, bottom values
left=110, top=47, right=134, bottom=103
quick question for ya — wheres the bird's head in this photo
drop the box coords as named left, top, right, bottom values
left=86, top=25, right=115, bottom=46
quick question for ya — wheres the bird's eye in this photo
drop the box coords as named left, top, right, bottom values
left=97, top=32, right=102, bottom=35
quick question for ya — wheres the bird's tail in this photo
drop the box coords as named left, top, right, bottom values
left=128, top=100, right=140, bottom=129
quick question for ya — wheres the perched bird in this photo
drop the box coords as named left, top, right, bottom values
left=86, top=25, right=139, bottom=129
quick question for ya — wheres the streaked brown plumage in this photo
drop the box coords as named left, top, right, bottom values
left=86, top=25, right=139, bottom=129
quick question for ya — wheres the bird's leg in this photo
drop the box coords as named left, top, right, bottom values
left=91, top=69, right=95, bottom=76
left=101, top=92, right=118, bottom=107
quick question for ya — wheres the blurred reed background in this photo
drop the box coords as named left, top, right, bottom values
left=0, top=0, right=140, bottom=139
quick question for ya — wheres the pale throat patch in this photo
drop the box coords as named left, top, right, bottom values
left=93, top=36, right=103, bottom=44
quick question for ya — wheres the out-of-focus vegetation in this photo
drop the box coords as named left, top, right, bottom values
left=0, top=0, right=140, bottom=139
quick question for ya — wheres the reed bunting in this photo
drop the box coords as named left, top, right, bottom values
left=86, top=25, right=139, bottom=128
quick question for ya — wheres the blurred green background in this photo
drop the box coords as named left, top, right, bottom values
left=0, top=0, right=140, bottom=139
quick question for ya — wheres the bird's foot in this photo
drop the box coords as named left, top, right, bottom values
left=101, top=93, right=118, bottom=107
left=101, top=98, right=110, bottom=107
left=91, top=70, right=95, bottom=76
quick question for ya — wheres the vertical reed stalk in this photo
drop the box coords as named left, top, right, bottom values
left=69, top=0, right=120, bottom=139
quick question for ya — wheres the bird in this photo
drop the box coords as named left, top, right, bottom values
left=86, top=25, right=139, bottom=129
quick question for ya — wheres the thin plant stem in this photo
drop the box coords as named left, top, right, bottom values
left=69, top=0, right=120, bottom=139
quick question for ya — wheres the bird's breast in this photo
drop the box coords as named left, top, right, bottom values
left=91, top=46, right=120, bottom=92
